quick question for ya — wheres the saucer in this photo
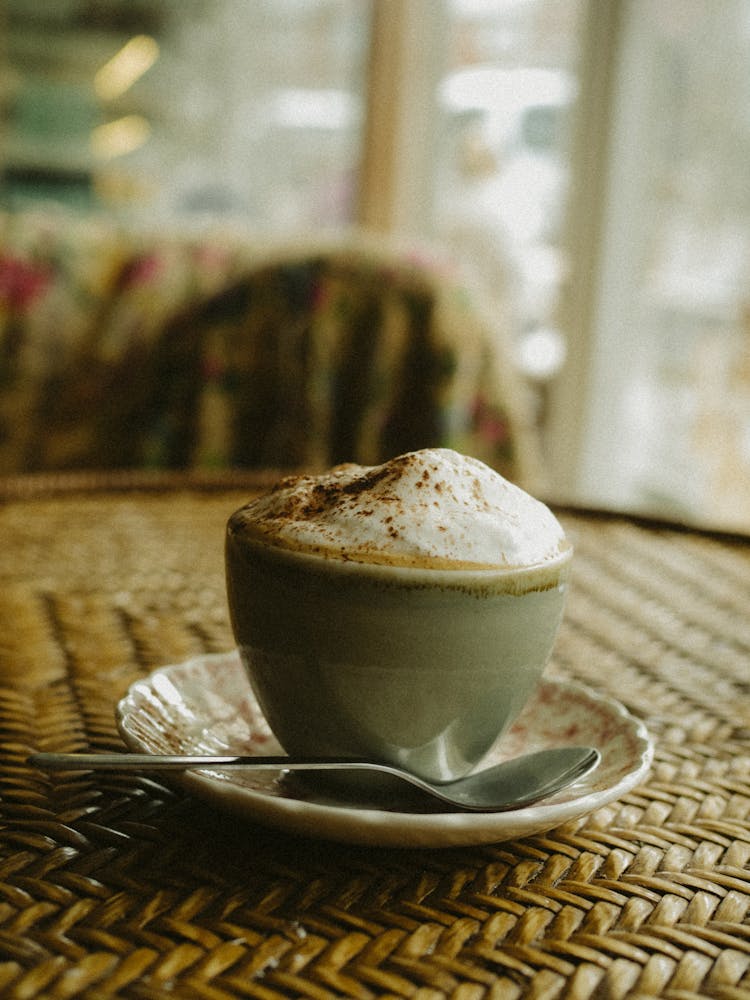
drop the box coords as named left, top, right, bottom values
left=116, top=651, right=653, bottom=848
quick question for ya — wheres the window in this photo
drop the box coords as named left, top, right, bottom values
left=434, top=0, right=584, bottom=416
left=2, top=1, right=371, bottom=228
left=549, top=0, right=750, bottom=530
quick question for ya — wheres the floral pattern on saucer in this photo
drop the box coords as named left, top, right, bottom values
left=117, top=651, right=653, bottom=848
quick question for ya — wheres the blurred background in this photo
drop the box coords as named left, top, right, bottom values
left=1, top=0, right=749, bottom=532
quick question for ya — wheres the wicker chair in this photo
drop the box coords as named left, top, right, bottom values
left=0, top=215, right=542, bottom=488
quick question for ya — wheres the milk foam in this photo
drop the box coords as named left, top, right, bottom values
left=229, top=449, right=566, bottom=570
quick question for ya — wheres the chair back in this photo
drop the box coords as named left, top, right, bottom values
left=0, top=218, right=542, bottom=488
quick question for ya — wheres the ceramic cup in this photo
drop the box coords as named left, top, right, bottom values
left=225, top=521, right=572, bottom=784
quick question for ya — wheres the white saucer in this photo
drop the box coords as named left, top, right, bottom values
left=116, top=651, right=653, bottom=848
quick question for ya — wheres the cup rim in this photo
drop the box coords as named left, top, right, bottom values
left=227, top=527, right=573, bottom=593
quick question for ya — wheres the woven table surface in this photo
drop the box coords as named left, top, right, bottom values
left=0, top=472, right=748, bottom=1000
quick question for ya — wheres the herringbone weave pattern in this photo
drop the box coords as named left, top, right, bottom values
left=0, top=473, right=748, bottom=999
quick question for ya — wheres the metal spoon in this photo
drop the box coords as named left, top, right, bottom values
left=27, top=746, right=600, bottom=812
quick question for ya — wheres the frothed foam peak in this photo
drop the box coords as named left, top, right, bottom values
left=229, top=449, right=566, bottom=569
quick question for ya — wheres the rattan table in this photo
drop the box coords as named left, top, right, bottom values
left=0, top=471, right=748, bottom=999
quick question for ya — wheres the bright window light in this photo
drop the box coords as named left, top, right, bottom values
left=91, top=115, right=151, bottom=159
left=95, top=35, right=160, bottom=101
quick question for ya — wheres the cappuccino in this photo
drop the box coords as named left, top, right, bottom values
left=226, top=449, right=571, bottom=783
left=228, top=448, right=566, bottom=572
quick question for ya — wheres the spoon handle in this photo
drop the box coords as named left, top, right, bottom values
left=28, top=752, right=376, bottom=771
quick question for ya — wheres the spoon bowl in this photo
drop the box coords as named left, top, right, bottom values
left=28, top=746, right=600, bottom=812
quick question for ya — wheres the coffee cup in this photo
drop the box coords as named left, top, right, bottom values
left=225, top=450, right=571, bottom=784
